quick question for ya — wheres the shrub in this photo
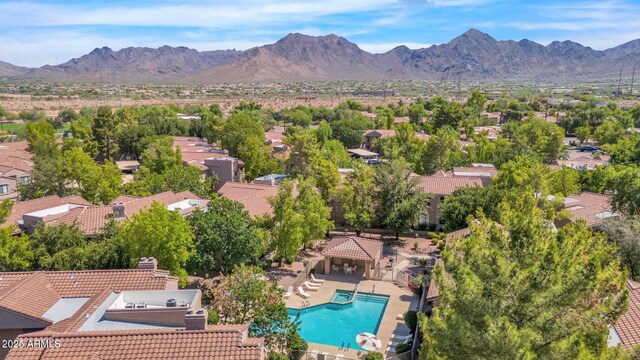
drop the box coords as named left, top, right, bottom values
left=427, top=232, right=438, bottom=239
left=268, top=352, right=288, bottom=360
left=207, top=310, right=220, bottom=325
left=412, top=241, right=419, bottom=251
left=364, top=352, right=384, bottom=360
left=287, top=330, right=308, bottom=360
left=404, top=310, right=418, bottom=334
left=395, top=343, right=412, bottom=354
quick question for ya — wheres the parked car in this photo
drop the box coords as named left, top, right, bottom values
left=578, top=145, right=600, bottom=152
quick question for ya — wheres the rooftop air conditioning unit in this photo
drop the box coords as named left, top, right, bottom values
left=135, top=302, right=147, bottom=309
left=178, top=301, right=188, bottom=307
left=125, top=303, right=135, bottom=309
left=166, top=299, right=176, bottom=307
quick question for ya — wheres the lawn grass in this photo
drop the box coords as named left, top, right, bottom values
left=0, top=122, right=70, bottom=134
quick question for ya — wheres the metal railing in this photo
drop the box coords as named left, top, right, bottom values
left=386, top=350, right=413, bottom=360
left=292, top=259, right=321, bottom=289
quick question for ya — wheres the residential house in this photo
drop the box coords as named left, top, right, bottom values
left=0, top=141, right=33, bottom=200
left=552, top=192, right=617, bottom=229
left=1, top=259, right=264, bottom=360
left=1, top=191, right=207, bottom=235
left=609, top=281, right=640, bottom=350
left=418, top=176, right=484, bottom=227
left=217, top=182, right=281, bottom=218
left=173, top=137, right=244, bottom=190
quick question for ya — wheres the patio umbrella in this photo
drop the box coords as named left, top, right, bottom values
left=356, top=332, right=382, bottom=351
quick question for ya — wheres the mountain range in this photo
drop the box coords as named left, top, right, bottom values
left=2, top=29, right=639, bottom=83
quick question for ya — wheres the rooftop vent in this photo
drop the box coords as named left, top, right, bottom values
left=185, top=309, right=207, bottom=330
left=166, top=299, right=177, bottom=308
left=135, top=302, right=147, bottom=309
left=112, top=202, right=125, bottom=219
left=125, top=302, right=135, bottom=309
left=178, top=301, right=189, bottom=307
left=137, top=257, right=158, bottom=270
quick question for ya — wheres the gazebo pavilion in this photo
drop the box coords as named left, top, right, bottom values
left=321, top=236, right=383, bottom=280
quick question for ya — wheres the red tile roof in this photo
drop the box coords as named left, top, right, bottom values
left=613, top=281, right=640, bottom=348
left=2, top=191, right=205, bottom=235
left=218, top=182, right=279, bottom=217
left=426, top=258, right=444, bottom=301
left=1, top=195, right=92, bottom=232
left=321, top=236, right=382, bottom=261
left=0, top=269, right=177, bottom=322
left=7, top=325, right=265, bottom=360
left=562, top=192, right=615, bottom=227
left=418, top=176, right=483, bottom=196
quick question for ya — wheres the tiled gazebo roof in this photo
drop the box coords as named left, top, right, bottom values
left=321, top=236, right=383, bottom=261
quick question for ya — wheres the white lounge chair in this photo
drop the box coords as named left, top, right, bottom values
left=310, top=273, right=325, bottom=283
left=283, top=286, right=293, bottom=299
left=297, top=286, right=311, bottom=298
left=309, top=350, right=319, bottom=359
left=335, top=354, right=344, bottom=360
left=303, top=281, right=320, bottom=291
left=391, top=333, right=413, bottom=341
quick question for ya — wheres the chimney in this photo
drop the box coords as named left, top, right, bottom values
left=112, top=202, right=125, bottom=219
left=137, top=257, right=158, bottom=270
left=185, top=309, right=207, bottom=330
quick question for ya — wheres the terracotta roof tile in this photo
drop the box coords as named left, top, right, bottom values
left=419, top=176, right=483, bottom=195
left=1, top=195, right=92, bottom=231
left=7, top=325, right=264, bottom=360
left=321, top=236, right=382, bottom=261
left=218, top=182, right=279, bottom=217
left=613, top=281, right=640, bottom=348
left=563, top=192, right=615, bottom=227
left=0, top=269, right=177, bottom=322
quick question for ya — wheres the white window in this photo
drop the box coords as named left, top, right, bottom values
left=0, top=184, right=8, bottom=194
left=19, top=176, right=29, bottom=185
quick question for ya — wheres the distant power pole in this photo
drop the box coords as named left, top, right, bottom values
left=617, top=68, right=623, bottom=96
left=631, top=66, right=636, bottom=96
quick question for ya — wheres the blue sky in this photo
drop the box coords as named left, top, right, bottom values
left=1, top=0, right=639, bottom=67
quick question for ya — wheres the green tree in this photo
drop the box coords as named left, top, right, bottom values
left=220, top=112, right=265, bottom=157
left=330, top=112, right=373, bottom=148
left=30, top=223, right=88, bottom=270
left=505, top=118, right=565, bottom=163
left=25, top=120, right=57, bottom=158
left=0, top=224, right=34, bottom=271
left=548, top=167, right=581, bottom=196
left=576, top=124, right=592, bottom=145
left=438, top=186, right=503, bottom=232
left=211, top=265, right=303, bottom=353
left=296, top=178, right=333, bottom=249
left=119, top=202, right=194, bottom=286
left=238, top=135, right=280, bottom=182
left=374, top=160, right=430, bottom=239
left=56, top=108, right=79, bottom=124
left=62, top=147, right=122, bottom=204
left=602, top=216, right=640, bottom=281
left=188, top=197, right=263, bottom=273
left=608, top=166, right=640, bottom=216
left=408, top=103, right=428, bottom=125
left=93, top=106, right=120, bottom=160
left=493, top=156, right=551, bottom=195
left=465, top=90, right=487, bottom=114
left=467, top=135, right=515, bottom=168
left=424, top=127, right=467, bottom=174
left=420, top=194, right=628, bottom=360
left=337, top=162, right=375, bottom=235
left=594, top=120, right=625, bottom=145
left=269, top=179, right=304, bottom=266
left=315, top=120, right=333, bottom=145
left=432, top=100, right=465, bottom=130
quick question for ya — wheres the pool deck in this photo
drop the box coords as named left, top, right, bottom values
left=284, top=272, right=418, bottom=359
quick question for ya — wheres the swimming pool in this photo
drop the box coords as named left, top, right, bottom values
left=288, top=291, right=389, bottom=350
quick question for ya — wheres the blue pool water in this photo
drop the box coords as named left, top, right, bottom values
left=288, top=292, right=389, bottom=350
left=330, top=290, right=353, bottom=303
